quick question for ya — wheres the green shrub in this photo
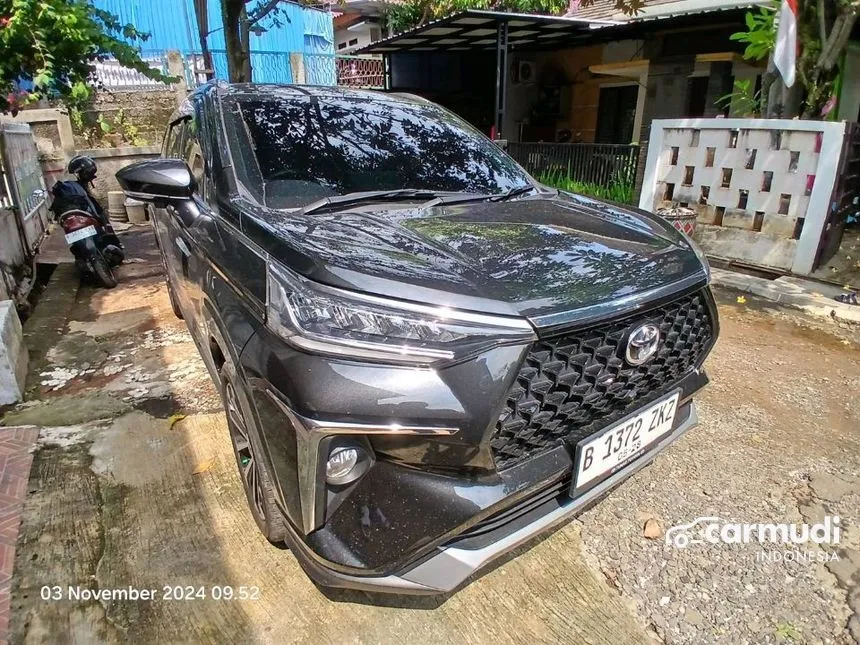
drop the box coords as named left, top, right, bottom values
left=537, top=168, right=635, bottom=205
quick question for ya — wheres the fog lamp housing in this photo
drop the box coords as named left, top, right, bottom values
left=325, top=445, right=368, bottom=486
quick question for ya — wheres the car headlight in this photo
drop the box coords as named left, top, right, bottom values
left=685, top=235, right=711, bottom=281
left=266, top=262, right=536, bottom=366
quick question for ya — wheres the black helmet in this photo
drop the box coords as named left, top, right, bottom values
left=68, top=155, right=97, bottom=183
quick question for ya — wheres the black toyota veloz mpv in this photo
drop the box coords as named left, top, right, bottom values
left=116, top=82, right=718, bottom=594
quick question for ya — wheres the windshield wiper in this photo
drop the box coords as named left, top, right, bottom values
left=302, top=189, right=440, bottom=215
left=301, top=186, right=538, bottom=215
left=420, top=186, right=539, bottom=209
left=489, top=185, right=538, bottom=202
left=419, top=192, right=495, bottom=208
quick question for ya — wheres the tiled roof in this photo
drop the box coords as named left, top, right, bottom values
left=568, top=0, right=766, bottom=22
left=568, top=0, right=679, bottom=21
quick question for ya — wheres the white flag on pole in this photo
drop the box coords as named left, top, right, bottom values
left=773, top=0, right=798, bottom=87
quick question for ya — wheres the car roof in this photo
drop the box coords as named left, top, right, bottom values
left=220, top=82, right=425, bottom=104
left=169, top=81, right=432, bottom=125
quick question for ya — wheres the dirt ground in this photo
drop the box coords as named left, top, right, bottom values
left=811, top=226, right=860, bottom=290
left=4, top=228, right=860, bottom=645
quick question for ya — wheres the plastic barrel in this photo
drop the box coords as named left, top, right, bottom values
left=107, top=190, right=128, bottom=222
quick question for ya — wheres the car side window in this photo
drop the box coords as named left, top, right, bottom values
left=182, top=114, right=206, bottom=198
left=162, top=125, right=174, bottom=157
left=189, top=146, right=206, bottom=198
left=166, top=120, right=187, bottom=158
left=181, top=115, right=198, bottom=161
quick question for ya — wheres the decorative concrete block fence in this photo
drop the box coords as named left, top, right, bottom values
left=639, top=119, right=849, bottom=275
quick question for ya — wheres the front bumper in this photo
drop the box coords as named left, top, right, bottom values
left=237, top=286, right=717, bottom=593
left=291, top=401, right=698, bottom=594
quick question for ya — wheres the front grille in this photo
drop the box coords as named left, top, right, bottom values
left=490, top=290, right=715, bottom=470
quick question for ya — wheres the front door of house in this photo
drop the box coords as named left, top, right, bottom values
left=595, top=85, right=639, bottom=144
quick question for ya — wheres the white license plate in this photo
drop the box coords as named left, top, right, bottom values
left=65, top=226, right=97, bottom=244
left=574, top=391, right=680, bottom=491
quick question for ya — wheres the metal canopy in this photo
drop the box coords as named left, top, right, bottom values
left=356, top=10, right=618, bottom=54
left=358, top=10, right=620, bottom=138
left=358, top=7, right=752, bottom=140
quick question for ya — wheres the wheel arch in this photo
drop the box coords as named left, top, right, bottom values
left=200, top=297, right=245, bottom=381
left=198, top=267, right=260, bottom=383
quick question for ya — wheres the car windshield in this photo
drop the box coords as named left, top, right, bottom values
left=223, top=90, right=532, bottom=210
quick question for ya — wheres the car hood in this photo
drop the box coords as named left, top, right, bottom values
left=247, top=192, right=707, bottom=324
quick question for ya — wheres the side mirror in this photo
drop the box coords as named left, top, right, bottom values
left=116, top=159, right=196, bottom=205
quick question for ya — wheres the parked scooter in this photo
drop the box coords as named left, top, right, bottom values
left=50, top=155, right=124, bottom=289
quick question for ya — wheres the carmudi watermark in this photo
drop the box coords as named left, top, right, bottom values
left=665, top=515, right=842, bottom=562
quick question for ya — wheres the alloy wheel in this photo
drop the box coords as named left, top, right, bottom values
left=224, top=380, right=266, bottom=522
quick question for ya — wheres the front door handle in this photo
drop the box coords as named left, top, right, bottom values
left=175, top=237, right=191, bottom=277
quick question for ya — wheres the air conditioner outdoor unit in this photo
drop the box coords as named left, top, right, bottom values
left=513, top=61, right=535, bottom=85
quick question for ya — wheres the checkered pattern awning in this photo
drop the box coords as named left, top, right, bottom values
left=357, top=10, right=618, bottom=54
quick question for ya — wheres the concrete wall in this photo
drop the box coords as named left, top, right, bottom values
left=0, top=102, right=168, bottom=199
left=0, top=300, right=26, bottom=405
left=639, top=58, right=697, bottom=142
left=73, top=88, right=178, bottom=150
left=730, top=59, right=764, bottom=117
left=1, top=109, right=76, bottom=204
left=560, top=45, right=605, bottom=143
left=74, top=146, right=162, bottom=201
left=703, top=62, right=734, bottom=117
left=639, top=118, right=848, bottom=275
left=0, top=108, right=75, bottom=163
left=0, top=208, right=26, bottom=272
left=503, top=49, right=570, bottom=142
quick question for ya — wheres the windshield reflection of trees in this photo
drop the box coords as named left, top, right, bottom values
left=236, top=94, right=528, bottom=207
left=403, top=218, right=687, bottom=306
left=225, top=89, right=691, bottom=307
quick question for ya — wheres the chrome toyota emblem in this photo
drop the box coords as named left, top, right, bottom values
left=625, top=323, right=661, bottom=366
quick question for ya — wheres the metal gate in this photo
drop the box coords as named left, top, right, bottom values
left=814, top=121, right=860, bottom=270
left=0, top=122, right=49, bottom=259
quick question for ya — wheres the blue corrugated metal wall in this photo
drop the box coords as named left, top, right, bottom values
left=93, top=0, right=334, bottom=84
left=94, top=0, right=199, bottom=51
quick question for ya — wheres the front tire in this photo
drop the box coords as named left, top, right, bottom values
left=91, top=253, right=117, bottom=289
left=166, top=277, right=183, bottom=319
left=220, top=364, right=287, bottom=543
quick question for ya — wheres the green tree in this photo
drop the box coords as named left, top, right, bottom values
left=384, top=0, right=647, bottom=32
left=731, top=0, right=859, bottom=118
left=217, top=0, right=293, bottom=82
left=0, top=0, right=172, bottom=114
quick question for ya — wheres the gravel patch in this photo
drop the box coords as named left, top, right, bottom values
left=578, top=302, right=860, bottom=645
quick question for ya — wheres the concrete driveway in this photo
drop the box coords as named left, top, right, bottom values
left=4, top=228, right=859, bottom=644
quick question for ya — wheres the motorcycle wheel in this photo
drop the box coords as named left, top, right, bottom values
left=91, top=253, right=118, bottom=289
left=103, top=244, right=124, bottom=267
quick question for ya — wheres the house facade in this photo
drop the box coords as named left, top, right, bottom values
left=501, top=0, right=773, bottom=144
left=361, top=1, right=859, bottom=145
left=332, top=0, right=387, bottom=55
left=335, top=14, right=384, bottom=54
left=503, top=25, right=766, bottom=145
